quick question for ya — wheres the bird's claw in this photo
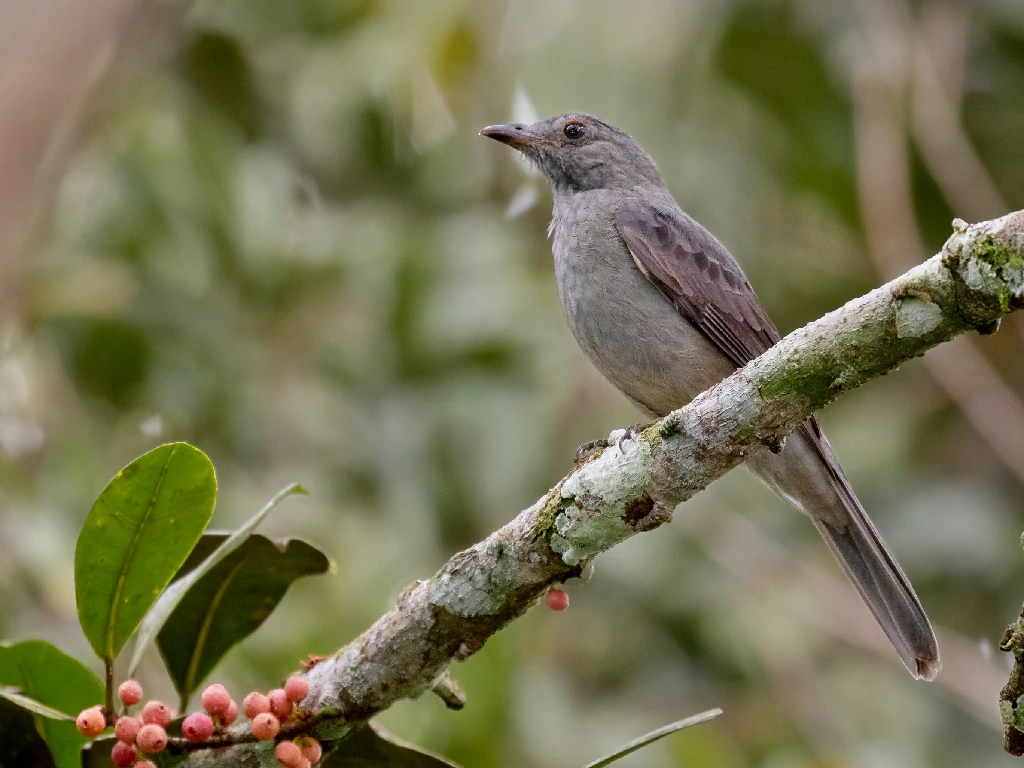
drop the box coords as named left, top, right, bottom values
left=617, top=421, right=656, bottom=453
left=576, top=422, right=658, bottom=464
left=575, top=438, right=610, bottom=464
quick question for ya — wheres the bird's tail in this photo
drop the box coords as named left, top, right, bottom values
left=748, top=423, right=940, bottom=680
left=809, top=436, right=940, bottom=680
left=811, top=494, right=940, bottom=680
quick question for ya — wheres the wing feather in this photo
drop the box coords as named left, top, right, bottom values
left=616, top=205, right=780, bottom=368
left=617, top=203, right=825, bottom=442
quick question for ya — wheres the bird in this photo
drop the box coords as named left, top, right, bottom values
left=481, top=113, right=939, bottom=680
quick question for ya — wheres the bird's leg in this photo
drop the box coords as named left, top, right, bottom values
left=575, top=438, right=610, bottom=464
left=617, top=421, right=657, bottom=452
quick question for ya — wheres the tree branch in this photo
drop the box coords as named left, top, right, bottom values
left=184, top=211, right=1024, bottom=766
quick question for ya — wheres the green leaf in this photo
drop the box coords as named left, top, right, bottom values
left=323, top=721, right=462, bottom=767
left=128, top=483, right=306, bottom=676
left=312, top=717, right=355, bottom=742
left=0, top=688, right=74, bottom=721
left=0, top=641, right=105, bottom=768
left=157, top=534, right=329, bottom=700
left=75, top=442, right=217, bottom=661
left=254, top=740, right=280, bottom=768
left=580, top=709, right=723, bottom=768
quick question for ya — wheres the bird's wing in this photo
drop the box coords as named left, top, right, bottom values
left=616, top=204, right=780, bottom=368
left=618, top=201, right=828, bottom=450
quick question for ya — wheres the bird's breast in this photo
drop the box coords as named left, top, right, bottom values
left=550, top=199, right=736, bottom=416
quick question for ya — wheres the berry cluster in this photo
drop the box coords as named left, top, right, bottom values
left=243, top=675, right=319, bottom=766
left=75, top=675, right=320, bottom=767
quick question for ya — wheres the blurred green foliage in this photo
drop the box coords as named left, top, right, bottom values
left=2, top=0, right=1024, bottom=766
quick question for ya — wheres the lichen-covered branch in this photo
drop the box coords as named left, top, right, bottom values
left=184, top=211, right=1024, bottom=766
left=999, top=608, right=1024, bottom=755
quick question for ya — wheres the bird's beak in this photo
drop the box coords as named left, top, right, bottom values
left=479, top=123, right=539, bottom=151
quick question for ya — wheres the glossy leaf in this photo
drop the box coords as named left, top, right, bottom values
left=0, top=688, right=74, bottom=721
left=254, top=740, right=280, bottom=768
left=0, top=641, right=105, bottom=768
left=324, top=721, right=462, bottom=767
left=157, top=534, right=329, bottom=699
left=128, top=483, right=306, bottom=675
left=75, top=442, right=217, bottom=660
left=580, top=709, right=723, bottom=768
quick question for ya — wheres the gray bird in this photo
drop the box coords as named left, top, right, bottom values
left=481, top=113, right=939, bottom=680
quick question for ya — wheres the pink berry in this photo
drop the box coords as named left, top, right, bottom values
left=110, top=741, right=137, bottom=767
left=181, top=711, right=215, bottom=742
left=243, top=691, right=270, bottom=719
left=136, top=723, right=168, bottom=753
left=546, top=588, right=569, bottom=611
left=219, top=698, right=238, bottom=725
left=284, top=675, right=309, bottom=704
left=114, top=715, right=142, bottom=744
left=201, top=683, right=231, bottom=716
left=251, top=712, right=280, bottom=741
left=267, top=688, right=291, bottom=719
left=117, top=679, right=143, bottom=707
left=299, top=737, right=322, bottom=763
left=136, top=762, right=158, bottom=768
left=75, top=706, right=106, bottom=738
left=275, top=740, right=303, bottom=767
left=141, top=700, right=171, bottom=726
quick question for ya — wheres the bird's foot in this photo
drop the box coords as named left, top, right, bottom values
left=575, top=438, right=610, bottom=465
left=576, top=422, right=659, bottom=464
left=617, top=421, right=657, bottom=452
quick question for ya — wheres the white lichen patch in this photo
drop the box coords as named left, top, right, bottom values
left=429, top=558, right=511, bottom=617
left=894, top=297, right=942, bottom=338
left=961, top=256, right=1006, bottom=296
left=1000, top=696, right=1024, bottom=731
left=607, top=427, right=627, bottom=444
left=1008, top=269, right=1024, bottom=300
left=549, top=440, right=654, bottom=565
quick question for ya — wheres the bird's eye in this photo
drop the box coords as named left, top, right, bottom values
left=563, top=122, right=585, bottom=139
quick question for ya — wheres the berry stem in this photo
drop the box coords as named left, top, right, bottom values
left=161, top=711, right=319, bottom=754
left=104, top=657, right=116, bottom=726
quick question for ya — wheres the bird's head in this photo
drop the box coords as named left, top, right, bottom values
left=481, top=113, right=662, bottom=193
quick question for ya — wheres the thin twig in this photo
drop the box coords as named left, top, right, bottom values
left=580, top=709, right=723, bottom=768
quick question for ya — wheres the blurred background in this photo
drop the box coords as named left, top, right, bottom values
left=1, top=0, right=1023, bottom=765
